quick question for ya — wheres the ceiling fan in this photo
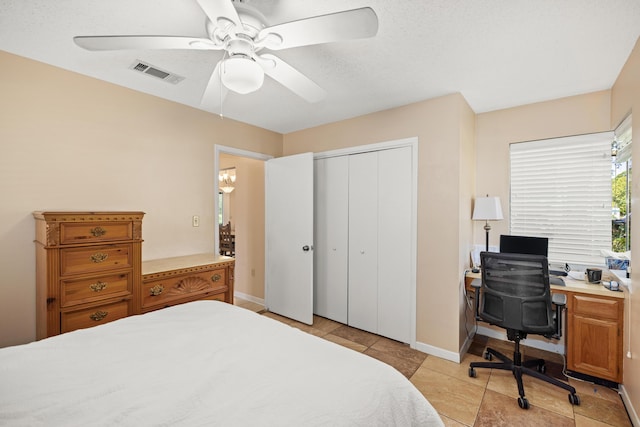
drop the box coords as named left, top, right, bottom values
left=73, top=0, right=378, bottom=107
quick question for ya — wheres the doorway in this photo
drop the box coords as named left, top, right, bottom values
left=215, top=146, right=272, bottom=305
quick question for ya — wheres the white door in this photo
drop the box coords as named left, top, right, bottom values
left=377, top=146, right=413, bottom=342
left=265, top=152, right=314, bottom=325
left=348, top=151, right=379, bottom=333
left=313, top=156, right=349, bottom=323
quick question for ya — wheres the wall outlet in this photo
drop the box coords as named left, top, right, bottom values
left=192, top=215, right=199, bottom=227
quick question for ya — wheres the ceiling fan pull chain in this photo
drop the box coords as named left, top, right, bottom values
left=219, top=50, right=227, bottom=119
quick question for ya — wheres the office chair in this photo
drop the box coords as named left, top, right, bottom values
left=468, top=251, right=580, bottom=409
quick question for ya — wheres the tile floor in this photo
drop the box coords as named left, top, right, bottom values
left=234, top=298, right=632, bottom=426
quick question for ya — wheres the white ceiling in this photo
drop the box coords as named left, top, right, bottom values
left=1, top=0, right=639, bottom=134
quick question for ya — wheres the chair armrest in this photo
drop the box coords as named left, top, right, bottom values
left=551, top=293, right=566, bottom=307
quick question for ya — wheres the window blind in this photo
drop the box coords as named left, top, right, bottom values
left=510, top=132, right=613, bottom=265
left=614, top=114, right=632, bottom=162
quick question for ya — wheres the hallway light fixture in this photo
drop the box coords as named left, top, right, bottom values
left=219, top=167, right=236, bottom=193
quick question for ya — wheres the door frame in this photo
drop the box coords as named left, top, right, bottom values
left=314, top=137, right=419, bottom=348
left=214, top=145, right=273, bottom=256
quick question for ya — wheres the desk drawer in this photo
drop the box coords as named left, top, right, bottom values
left=61, top=272, right=132, bottom=307
left=141, top=269, right=227, bottom=310
left=572, top=294, right=620, bottom=321
left=59, top=221, right=133, bottom=245
left=61, top=300, right=129, bottom=333
left=60, top=244, right=132, bottom=276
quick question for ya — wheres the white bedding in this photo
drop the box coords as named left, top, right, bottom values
left=0, top=301, right=442, bottom=426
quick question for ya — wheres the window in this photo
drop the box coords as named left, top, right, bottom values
left=612, top=115, right=632, bottom=252
left=510, top=132, right=613, bottom=265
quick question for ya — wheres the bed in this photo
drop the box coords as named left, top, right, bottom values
left=0, top=301, right=443, bottom=426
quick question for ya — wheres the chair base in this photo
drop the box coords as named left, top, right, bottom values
left=469, top=340, right=580, bottom=409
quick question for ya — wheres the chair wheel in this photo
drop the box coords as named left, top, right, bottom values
left=483, top=351, right=493, bottom=361
left=568, top=393, right=580, bottom=405
left=518, top=396, right=530, bottom=409
left=468, top=367, right=476, bottom=378
left=536, top=362, right=546, bottom=373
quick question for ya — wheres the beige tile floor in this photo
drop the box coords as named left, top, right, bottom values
left=234, top=298, right=632, bottom=426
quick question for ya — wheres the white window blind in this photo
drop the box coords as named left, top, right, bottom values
left=510, top=132, right=613, bottom=265
left=614, top=115, right=632, bottom=162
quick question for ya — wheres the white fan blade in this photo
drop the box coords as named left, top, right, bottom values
left=201, top=61, right=228, bottom=109
left=74, top=36, right=220, bottom=51
left=258, top=54, right=326, bottom=103
left=258, top=7, right=378, bottom=50
left=196, top=0, right=241, bottom=29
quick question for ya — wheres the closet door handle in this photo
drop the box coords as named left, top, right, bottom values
left=302, top=245, right=313, bottom=252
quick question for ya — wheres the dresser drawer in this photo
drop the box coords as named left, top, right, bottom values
left=141, top=269, right=227, bottom=310
left=60, top=272, right=132, bottom=308
left=60, top=244, right=132, bottom=276
left=61, top=300, right=130, bottom=333
left=59, top=221, right=133, bottom=245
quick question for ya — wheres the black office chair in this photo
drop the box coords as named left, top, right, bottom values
left=468, top=251, right=580, bottom=409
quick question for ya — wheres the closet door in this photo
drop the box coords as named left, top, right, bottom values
left=377, top=146, right=412, bottom=343
left=313, top=157, right=349, bottom=323
left=348, top=152, right=379, bottom=333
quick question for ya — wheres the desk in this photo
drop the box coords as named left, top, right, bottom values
left=465, top=271, right=626, bottom=383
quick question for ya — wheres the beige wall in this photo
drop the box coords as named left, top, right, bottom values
left=0, top=51, right=281, bottom=346
left=458, top=99, right=477, bottom=350
left=475, top=90, right=612, bottom=246
left=219, top=154, right=266, bottom=299
left=611, top=36, right=640, bottom=421
left=284, top=93, right=475, bottom=355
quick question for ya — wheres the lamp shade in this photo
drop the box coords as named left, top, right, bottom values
left=472, top=197, right=504, bottom=221
left=221, top=57, right=264, bottom=94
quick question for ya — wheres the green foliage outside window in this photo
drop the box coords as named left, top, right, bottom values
left=612, top=169, right=630, bottom=252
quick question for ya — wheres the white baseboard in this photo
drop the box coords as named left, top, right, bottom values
left=620, top=384, right=640, bottom=427
left=234, top=291, right=264, bottom=306
left=414, top=341, right=461, bottom=363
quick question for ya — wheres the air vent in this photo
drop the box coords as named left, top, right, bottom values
left=129, top=60, right=184, bottom=84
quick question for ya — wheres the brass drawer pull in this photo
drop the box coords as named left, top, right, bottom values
left=90, top=252, right=109, bottom=263
left=89, top=281, right=107, bottom=292
left=89, top=310, right=108, bottom=321
left=149, top=284, right=164, bottom=296
left=211, top=274, right=222, bottom=282
left=90, top=226, right=106, bottom=237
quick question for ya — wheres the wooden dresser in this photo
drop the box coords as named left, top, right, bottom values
left=141, top=253, right=235, bottom=313
left=33, top=211, right=144, bottom=339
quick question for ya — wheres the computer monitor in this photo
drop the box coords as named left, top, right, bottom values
left=499, top=235, right=548, bottom=257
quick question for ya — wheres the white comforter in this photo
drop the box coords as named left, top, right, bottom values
left=0, top=301, right=442, bottom=426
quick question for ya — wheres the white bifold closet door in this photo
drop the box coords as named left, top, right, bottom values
left=314, top=156, right=349, bottom=323
left=314, top=146, right=412, bottom=343
left=375, top=146, right=412, bottom=342
left=347, top=151, right=379, bottom=333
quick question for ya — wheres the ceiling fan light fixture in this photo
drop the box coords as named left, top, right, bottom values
left=221, top=56, right=264, bottom=94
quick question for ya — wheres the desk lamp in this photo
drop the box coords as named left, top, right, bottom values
left=472, top=196, right=504, bottom=252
